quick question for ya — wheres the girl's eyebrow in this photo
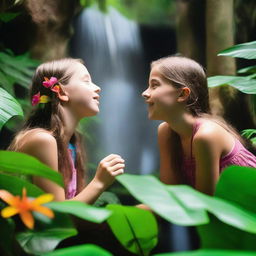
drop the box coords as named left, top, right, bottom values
left=150, top=78, right=160, bottom=83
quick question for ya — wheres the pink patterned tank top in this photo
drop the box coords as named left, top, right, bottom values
left=182, top=120, right=256, bottom=187
left=66, top=143, right=77, bottom=199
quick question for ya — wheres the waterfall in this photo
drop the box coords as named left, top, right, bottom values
left=71, top=6, right=193, bottom=253
left=71, top=6, right=160, bottom=174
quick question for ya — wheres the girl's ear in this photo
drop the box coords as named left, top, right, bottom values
left=57, top=86, right=69, bottom=102
left=177, top=87, right=190, bottom=102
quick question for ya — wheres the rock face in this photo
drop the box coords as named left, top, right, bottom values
left=1, top=0, right=81, bottom=60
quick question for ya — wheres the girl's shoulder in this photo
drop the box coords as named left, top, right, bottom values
left=158, top=122, right=172, bottom=135
left=193, top=118, right=235, bottom=147
left=158, top=122, right=173, bottom=142
left=11, top=128, right=56, bottom=152
left=195, top=118, right=230, bottom=136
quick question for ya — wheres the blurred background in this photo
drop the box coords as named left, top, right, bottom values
left=0, top=0, right=255, bottom=253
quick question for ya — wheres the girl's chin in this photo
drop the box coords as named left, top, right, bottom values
left=91, top=108, right=100, bottom=116
left=83, top=108, right=100, bottom=118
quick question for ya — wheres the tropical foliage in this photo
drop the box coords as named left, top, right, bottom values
left=1, top=5, right=256, bottom=256
left=0, top=150, right=159, bottom=255
left=80, top=0, right=175, bottom=25
left=1, top=150, right=256, bottom=255
left=0, top=9, right=40, bottom=131
left=207, top=41, right=256, bottom=144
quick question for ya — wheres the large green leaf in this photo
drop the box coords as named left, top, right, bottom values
left=218, top=41, right=256, bottom=59
left=153, top=249, right=256, bottom=256
left=16, top=228, right=77, bottom=255
left=0, top=172, right=44, bottom=196
left=167, top=185, right=256, bottom=234
left=215, top=166, right=256, bottom=216
left=198, top=166, right=256, bottom=250
left=207, top=75, right=256, bottom=94
left=117, top=174, right=208, bottom=226
left=0, top=151, right=64, bottom=187
left=41, top=244, right=112, bottom=256
left=47, top=201, right=111, bottom=223
left=117, top=174, right=256, bottom=233
left=0, top=87, right=23, bottom=130
left=106, top=204, right=158, bottom=256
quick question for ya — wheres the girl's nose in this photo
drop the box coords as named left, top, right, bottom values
left=93, top=83, right=101, bottom=93
left=142, top=89, right=150, bottom=99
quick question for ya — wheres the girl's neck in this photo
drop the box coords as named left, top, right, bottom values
left=165, top=113, right=197, bottom=139
left=60, top=105, right=79, bottom=144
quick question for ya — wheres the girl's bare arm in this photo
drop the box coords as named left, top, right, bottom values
left=19, top=132, right=124, bottom=203
left=158, top=122, right=179, bottom=184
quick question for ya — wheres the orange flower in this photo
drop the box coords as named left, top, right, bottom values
left=0, top=188, right=54, bottom=229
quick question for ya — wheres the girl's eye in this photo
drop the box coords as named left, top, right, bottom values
left=151, top=83, right=158, bottom=89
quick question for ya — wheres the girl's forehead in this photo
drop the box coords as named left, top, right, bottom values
left=69, top=63, right=90, bottom=77
left=149, top=67, right=162, bottom=80
left=150, top=65, right=161, bottom=75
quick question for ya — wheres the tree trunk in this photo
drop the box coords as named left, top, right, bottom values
left=206, top=0, right=236, bottom=116
left=176, top=0, right=206, bottom=65
left=25, top=0, right=81, bottom=61
left=206, top=0, right=255, bottom=129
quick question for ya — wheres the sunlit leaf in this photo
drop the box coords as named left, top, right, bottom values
left=207, top=76, right=256, bottom=94
left=0, top=151, right=64, bottom=187
left=198, top=166, right=256, bottom=250
left=218, top=41, right=256, bottom=59
left=117, top=174, right=208, bottom=225
left=47, top=201, right=111, bottom=223
left=167, top=185, right=256, bottom=234
left=0, top=87, right=23, bottom=130
left=118, top=174, right=256, bottom=233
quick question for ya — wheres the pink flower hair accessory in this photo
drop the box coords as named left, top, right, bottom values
left=31, top=76, right=61, bottom=106
left=42, top=77, right=58, bottom=88
left=32, top=92, right=50, bottom=106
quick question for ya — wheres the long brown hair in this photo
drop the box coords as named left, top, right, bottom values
left=151, top=56, right=250, bottom=183
left=9, top=58, right=86, bottom=195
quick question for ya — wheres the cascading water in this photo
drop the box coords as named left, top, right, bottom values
left=71, top=6, right=192, bottom=252
left=71, top=6, right=160, bottom=174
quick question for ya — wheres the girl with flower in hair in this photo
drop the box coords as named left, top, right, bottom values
left=9, top=58, right=125, bottom=202
left=142, top=56, right=256, bottom=195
